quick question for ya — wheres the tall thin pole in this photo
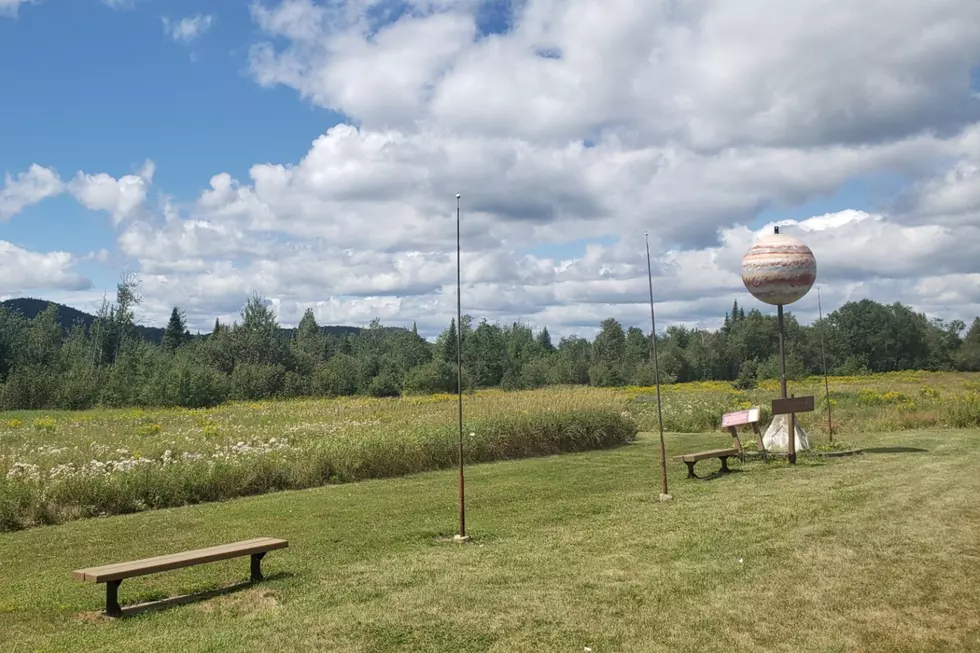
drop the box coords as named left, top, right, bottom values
left=777, top=303, right=795, bottom=464
left=774, top=226, right=795, bottom=464
left=817, top=286, right=833, bottom=443
left=645, top=232, right=669, bottom=498
left=455, top=193, right=467, bottom=541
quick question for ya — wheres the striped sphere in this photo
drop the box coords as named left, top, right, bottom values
left=740, top=233, right=816, bottom=306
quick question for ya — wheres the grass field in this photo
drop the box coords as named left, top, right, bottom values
left=3, top=372, right=980, bottom=531
left=1, top=426, right=978, bottom=652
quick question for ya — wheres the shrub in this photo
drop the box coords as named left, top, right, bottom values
left=231, top=363, right=286, bottom=401
left=402, top=360, right=458, bottom=395
left=367, top=372, right=401, bottom=398
left=313, top=354, right=359, bottom=396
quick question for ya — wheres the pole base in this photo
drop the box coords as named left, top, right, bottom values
left=659, top=493, right=673, bottom=502
left=452, top=534, right=471, bottom=543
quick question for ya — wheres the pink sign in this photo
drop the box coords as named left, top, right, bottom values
left=722, top=407, right=760, bottom=427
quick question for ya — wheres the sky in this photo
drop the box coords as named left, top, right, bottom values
left=1, top=0, right=979, bottom=340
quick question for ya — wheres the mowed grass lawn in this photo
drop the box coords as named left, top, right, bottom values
left=2, top=428, right=979, bottom=653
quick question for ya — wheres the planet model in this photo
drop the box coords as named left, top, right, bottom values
left=740, top=230, right=817, bottom=306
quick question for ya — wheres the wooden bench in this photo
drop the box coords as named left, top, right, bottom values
left=72, top=537, right=288, bottom=617
left=674, top=446, right=742, bottom=478
left=674, top=407, right=763, bottom=478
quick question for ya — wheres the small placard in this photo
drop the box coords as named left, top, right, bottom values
left=722, top=406, right=760, bottom=427
left=771, top=395, right=815, bottom=415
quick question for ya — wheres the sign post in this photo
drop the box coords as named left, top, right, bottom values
left=721, top=406, right=765, bottom=463
left=770, top=394, right=815, bottom=462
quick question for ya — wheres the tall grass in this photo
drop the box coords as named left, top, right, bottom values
left=0, top=388, right=635, bottom=531
left=4, top=372, right=980, bottom=531
left=625, top=371, right=980, bottom=436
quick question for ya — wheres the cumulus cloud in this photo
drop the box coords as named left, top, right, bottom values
left=248, top=0, right=980, bottom=150
left=66, top=160, right=155, bottom=225
left=0, top=164, right=64, bottom=220
left=0, top=241, right=90, bottom=294
left=8, top=0, right=980, bottom=339
left=162, top=14, right=215, bottom=44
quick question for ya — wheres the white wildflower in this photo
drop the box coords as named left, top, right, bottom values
left=6, top=462, right=40, bottom=481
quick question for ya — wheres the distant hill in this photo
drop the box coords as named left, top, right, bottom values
left=0, top=297, right=380, bottom=344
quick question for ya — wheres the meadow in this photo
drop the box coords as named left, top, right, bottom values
left=2, top=371, right=979, bottom=532
left=0, top=387, right=635, bottom=531
left=1, top=427, right=978, bottom=652
left=626, top=370, right=980, bottom=437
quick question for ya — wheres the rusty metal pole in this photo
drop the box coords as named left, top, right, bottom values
left=645, top=232, right=670, bottom=500
left=455, top=193, right=468, bottom=542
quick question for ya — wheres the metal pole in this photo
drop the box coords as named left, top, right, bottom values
left=817, top=287, right=833, bottom=442
left=645, top=232, right=669, bottom=499
left=777, top=303, right=795, bottom=464
left=773, top=225, right=795, bottom=464
left=455, top=193, right=467, bottom=541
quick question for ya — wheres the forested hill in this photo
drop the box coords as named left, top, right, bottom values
left=0, top=297, right=368, bottom=343
left=1, top=298, right=169, bottom=344
left=0, top=283, right=978, bottom=412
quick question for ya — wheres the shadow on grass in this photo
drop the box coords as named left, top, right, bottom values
left=692, top=468, right=745, bottom=482
left=111, top=570, right=294, bottom=619
left=862, top=447, right=928, bottom=454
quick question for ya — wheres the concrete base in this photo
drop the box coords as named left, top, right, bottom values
left=452, top=534, right=471, bottom=543
left=659, top=493, right=673, bottom=502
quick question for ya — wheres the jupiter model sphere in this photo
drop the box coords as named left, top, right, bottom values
left=740, top=230, right=817, bottom=306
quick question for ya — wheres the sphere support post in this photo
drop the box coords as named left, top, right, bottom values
left=777, top=303, right=795, bottom=464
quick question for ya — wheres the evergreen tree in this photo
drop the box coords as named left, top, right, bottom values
left=536, top=326, right=555, bottom=353
left=162, top=307, right=190, bottom=352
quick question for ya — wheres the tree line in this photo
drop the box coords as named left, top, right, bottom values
left=1, top=276, right=978, bottom=410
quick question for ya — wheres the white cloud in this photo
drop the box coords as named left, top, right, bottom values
left=162, top=14, right=215, bottom=44
left=0, top=164, right=64, bottom=220
left=8, top=0, right=980, bottom=340
left=249, top=0, right=980, bottom=150
left=0, top=241, right=90, bottom=294
left=65, top=160, right=154, bottom=225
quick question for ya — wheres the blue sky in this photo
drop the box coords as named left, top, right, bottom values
left=0, top=0, right=541, bottom=294
left=1, top=0, right=978, bottom=335
left=1, top=0, right=340, bottom=291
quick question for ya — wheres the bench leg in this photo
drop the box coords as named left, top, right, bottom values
left=685, top=461, right=697, bottom=479
left=719, top=456, right=731, bottom=474
left=105, top=580, right=122, bottom=618
left=250, top=552, right=267, bottom=582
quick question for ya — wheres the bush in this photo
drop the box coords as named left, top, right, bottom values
left=143, top=357, right=230, bottom=408
left=231, top=363, right=286, bottom=401
left=313, top=354, right=359, bottom=396
left=402, top=359, right=458, bottom=395
left=367, top=372, right=401, bottom=398
left=281, top=371, right=312, bottom=398
left=733, top=360, right=758, bottom=390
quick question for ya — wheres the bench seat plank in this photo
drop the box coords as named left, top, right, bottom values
left=72, top=537, right=287, bottom=583
left=673, top=448, right=739, bottom=463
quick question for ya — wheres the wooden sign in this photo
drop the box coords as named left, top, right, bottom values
left=722, top=407, right=761, bottom=428
left=771, top=395, right=815, bottom=415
